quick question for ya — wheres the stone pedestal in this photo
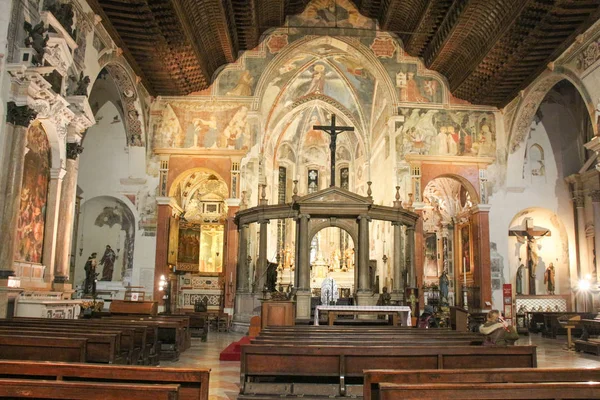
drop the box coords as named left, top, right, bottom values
left=232, top=291, right=262, bottom=332
left=356, top=291, right=377, bottom=307
left=295, top=289, right=311, bottom=321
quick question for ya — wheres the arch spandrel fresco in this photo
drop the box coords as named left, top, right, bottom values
left=151, top=0, right=498, bottom=163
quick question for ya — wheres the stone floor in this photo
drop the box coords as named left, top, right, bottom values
left=163, top=330, right=600, bottom=400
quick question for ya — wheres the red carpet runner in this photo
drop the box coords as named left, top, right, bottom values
left=219, top=336, right=251, bottom=361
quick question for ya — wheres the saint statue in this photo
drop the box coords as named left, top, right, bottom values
left=83, top=252, right=98, bottom=295
left=100, top=245, right=116, bottom=281
left=376, top=286, right=392, bottom=306
left=408, top=289, right=417, bottom=317
left=439, top=270, right=449, bottom=304
left=544, top=263, right=556, bottom=295
left=516, top=263, right=525, bottom=295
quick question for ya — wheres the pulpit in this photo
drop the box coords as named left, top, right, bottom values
left=261, top=300, right=295, bottom=329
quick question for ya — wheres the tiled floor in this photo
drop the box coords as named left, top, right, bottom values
left=163, top=330, right=600, bottom=400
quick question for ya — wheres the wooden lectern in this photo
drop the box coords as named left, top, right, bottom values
left=261, top=301, right=295, bottom=329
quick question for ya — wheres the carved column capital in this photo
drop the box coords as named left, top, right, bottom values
left=573, top=194, right=585, bottom=208
left=590, top=190, right=600, bottom=203
left=66, top=142, right=84, bottom=160
left=6, top=102, right=37, bottom=127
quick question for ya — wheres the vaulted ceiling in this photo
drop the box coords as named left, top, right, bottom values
left=87, top=0, right=600, bottom=107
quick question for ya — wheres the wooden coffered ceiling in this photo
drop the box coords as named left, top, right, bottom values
left=88, top=0, right=600, bottom=107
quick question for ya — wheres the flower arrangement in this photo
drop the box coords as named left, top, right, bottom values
left=81, top=300, right=104, bottom=313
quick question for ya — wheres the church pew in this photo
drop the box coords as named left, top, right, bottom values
left=0, top=335, right=87, bottom=362
left=104, top=316, right=188, bottom=360
left=0, top=379, right=179, bottom=399
left=251, top=337, right=485, bottom=346
left=0, top=360, right=210, bottom=400
left=10, top=317, right=156, bottom=364
left=0, top=328, right=123, bottom=364
left=2, top=319, right=143, bottom=364
left=363, top=368, right=600, bottom=400
left=378, top=382, right=600, bottom=400
left=239, top=344, right=537, bottom=398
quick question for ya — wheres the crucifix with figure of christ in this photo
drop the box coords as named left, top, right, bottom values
left=509, top=218, right=551, bottom=295
left=313, top=114, right=354, bottom=187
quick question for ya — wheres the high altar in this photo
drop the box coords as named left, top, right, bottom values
left=233, top=185, right=418, bottom=323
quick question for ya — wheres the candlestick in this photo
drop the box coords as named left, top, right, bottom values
left=463, top=256, right=467, bottom=286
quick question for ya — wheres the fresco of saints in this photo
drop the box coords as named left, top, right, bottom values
left=304, top=116, right=326, bottom=147
left=477, top=122, right=494, bottom=157
left=192, top=116, right=217, bottom=147
left=405, top=72, right=429, bottom=103
left=436, top=126, right=449, bottom=155
left=306, top=64, right=326, bottom=95
left=447, top=125, right=459, bottom=155
left=223, top=106, right=250, bottom=149
left=226, top=70, right=254, bottom=96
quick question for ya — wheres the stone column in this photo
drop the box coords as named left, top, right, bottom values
left=236, top=224, right=249, bottom=292
left=392, top=222, right=404, bottom=296
left=296, top=214, right=311, bottom=320
left=357, top=214, right=371, bottom=292
left=590, top=190, right=600, bottom=279
left=53, top=143, right=83, bottom=292
left=0, top=103, right=37, bottom=279
left=574, top=192, right=589, bottom=278
left=256, top=219, right=269, bottom=291
left=42, top=167, right=66, bottom=285
left=406, top=225, right=416, bottom=288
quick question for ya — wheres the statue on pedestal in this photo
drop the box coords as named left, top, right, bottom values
left=83, top=253, right=98, bottom=295
left=439, top=270, right=449, bottom=304
left=377, top=286, right=391, bottom=306
left=544, top=262, right=555, bottom=295
left=516, top=263, right=525, bottom=295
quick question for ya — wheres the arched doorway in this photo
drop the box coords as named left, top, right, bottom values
left=421, top=175, right=481, bottom=308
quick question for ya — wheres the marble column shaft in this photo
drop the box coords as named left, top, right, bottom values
left=0, top=123, right=30, bottom=277
left=41, top=169, right=66, bottom=283
left=54, top=157, right=79, bottom=283
left=406, top=226, right=416, bottom=288
left=392, top=222, right=404, bottom=293
left=357, top=214, right=370, bottom=291
left=297, top=214, right=310, bottom=289
left=591, top=191, right=600, bottom=277
left=236, top=224, right=249, bottom=292
left=257, top=219, right=269, bottom=290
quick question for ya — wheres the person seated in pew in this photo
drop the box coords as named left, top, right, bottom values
left=418, top=305, right=439, bottom=329
left=479, top=309, right=519, bottom=346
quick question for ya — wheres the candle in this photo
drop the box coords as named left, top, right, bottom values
left=463, top=257, right=467, bottom=286
left=230, top=272, right=233, bottom=283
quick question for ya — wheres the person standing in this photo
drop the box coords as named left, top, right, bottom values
left=100, top=245, right=116, bottom=281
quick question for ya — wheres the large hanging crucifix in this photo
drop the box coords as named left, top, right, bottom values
left=313, top=114, right=354, bottom=187
left=509, top=218, right=551, bottom=295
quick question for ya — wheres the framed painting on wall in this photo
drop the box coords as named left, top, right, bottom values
left=458, top=223, right=472, bottom=275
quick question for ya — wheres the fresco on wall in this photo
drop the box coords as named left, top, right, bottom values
left=155, top=104, right=254, bottom=150
left=397, top=108, right=496, bottom=157
left=394, top=64, right=443, bottom=104
left=16, top=123, right=51, bottom=263
left=288, top=0, right=375, bottom=30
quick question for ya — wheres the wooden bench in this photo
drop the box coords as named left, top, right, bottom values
left=0, top=379, right=179, bottom=399
left=0, top=360, right=210, bottom=400
left=364, top=368, right=600, bottom=400
left=239, top=344, right=537, bottom=398
left=0, top=335, right=87, bottom=362
left=109, top=300, right=158, bottom=316
left=378, top=381, right=600, bottom=399
left=251, top=337, right=485, bottom=346
left=3, top=318, right=145, bottom=365
left=0, top=327, right=123, bottom=364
